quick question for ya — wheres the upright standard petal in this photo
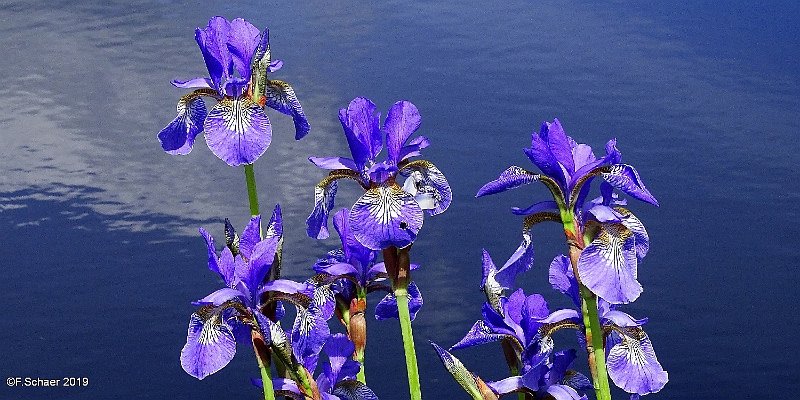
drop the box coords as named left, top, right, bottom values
left=238, top=215, right=262, bottom=259
left=199, top=228, right=234, bottom=285
left=180, top=311, right=237, bottom=380
left=265, top=80, right=311, bottom=139
left=158, top=96, right=207, bottom=155
left=349, top=185, right=424, bottom=250
left=599, top=164, right=658, bottom=206
left=541, top=119, right=575, bottom=174
left=384, top=100, right=421, bottom=164
left=194, top=17, right=232, bottom=91
left=577, top=224, right=641, bottom=304
left=375, top=282, right=423, bottom=321
left=204, top=97, right=272, bottom=166
left=344, top=97, right=382, bottom=164
left=226, top=18, right=261, bottom=79
left=606, top=329, right=668, bottom=395
left=525, top=122, right=568, bottom=187
left=476, top=166, right=541, bottom=197
left=400, top=160, right=452, bottom=215
left=238, top=236, right=280, bottom=301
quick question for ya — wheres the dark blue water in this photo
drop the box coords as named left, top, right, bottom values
left=2, top=1, right=798, bottom=399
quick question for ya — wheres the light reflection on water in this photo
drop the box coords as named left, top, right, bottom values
left=1, top=0, right=798, bottom=398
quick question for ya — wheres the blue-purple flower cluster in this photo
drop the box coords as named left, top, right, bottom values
left=432, top=119, right=667, bottom=399
left=159, top=15, right=669, bottom=400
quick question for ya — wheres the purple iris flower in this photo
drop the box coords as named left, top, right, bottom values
left=314, top=208, right=424, bottom=321
left=477, top=118, right=657, bottom=209
left=451, top=273, right=551, bottom=372
left=180, top=205, right=332, bottom=380
left=158, top=16, right=309, bottom=166
left=487, top=349, right=592, bottom=400
left=265, top=334, right=379, bottom=400
left=541, top=256, right=669, bottom=395
left=180, top=207, right=282, bottom=379
left=306, top=97, right=451, bottom=250
left=476, top=119, right=657, bottom=304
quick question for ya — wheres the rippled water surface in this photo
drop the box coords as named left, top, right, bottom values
left=2, top=1, right=798, bottom=399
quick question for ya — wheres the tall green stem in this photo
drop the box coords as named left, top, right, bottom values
left=244, top=163, right=260, bottom=217
left=395, top=285, right=422, bottom=400
left=579, top=287, right=612, bottom=400
left=562, top=210, right=612, bottom=400
left=253, top=336, right=275, bottom=400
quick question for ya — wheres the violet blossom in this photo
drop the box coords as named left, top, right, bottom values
left=306, top=97, right=451, bottom=250
left=158, top=16, right=309, bottom=166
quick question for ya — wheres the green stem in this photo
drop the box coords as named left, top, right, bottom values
left=580, top=288, right=612, bottom=400
left=394, top=286, right=422, bottom=400
left=562, top=210, right=612, bottom=400
left=253, top=340, right=275, bottom=400
left=244, top=163, right=260, bottom=217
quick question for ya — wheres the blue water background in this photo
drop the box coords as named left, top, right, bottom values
left=1, top=1, right=798, bottom=398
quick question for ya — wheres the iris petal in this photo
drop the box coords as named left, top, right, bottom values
left=577, top=223, right=641, bottom=304
left=399, top=135, right=430, bottom=160
left=546, top=385, right=587, bottom=400
left=384, top=100, right=421, bottom=164
left=226, top=18, right=261, bottom=79
left=349, top=185, right=423, bottom=250
left=600, top=164, right=658, bottom=206
left=400, top=160, right=452, bottom=215
left=204, top=97, right=272, bottom=166
left=476, top=166, right=540, bottom=197
left=239, top=215, right=262, bottom=259
left=331, top=380, right=379, bottom=400
left=450, top=320, right=517, bottom=351
left=310, top=157, right=359, bottom=171
left=616, top=208, right=649, bottom=260
left=606, top=330, right=668, bottom=395
left=265, top=80, right=311, bottom=139
left=374, top=282, right=423, bottom=321
left=306, top=179, right=338, bottom=240
left=541, top=119, right=575, bottom=174
left=158, top=96, right=206, bottom=155
left=321, top=333, right=360, bottom=390
left=199, top=227, right=233, bottom=285
left=180, top=312, right=237, bottom=380
left=194, top=17, right=231, bottom=91
left=292, top=303, right=331, bottom=373
left=171, top=77, right=213, bottom=89
left=548, top=254, right=580, bottom=307
left=193, top=287, right=245, bottom=306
